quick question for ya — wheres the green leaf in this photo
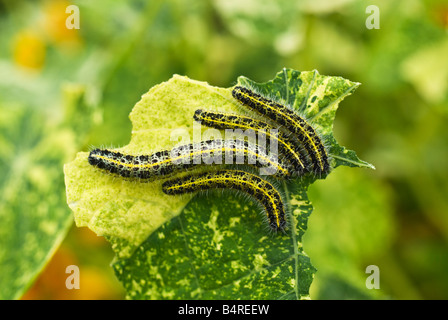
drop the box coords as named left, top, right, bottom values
left=64, top=69, right=371, bottom=299
left=237, top=68, right=372, bottom=171
left=0, top=105, right=76, bottom=299
left=0, top=83, right=96, bottom=299
left=65, top=75, right=242, bottom=258
left=112, top=178, right=316, bottom=299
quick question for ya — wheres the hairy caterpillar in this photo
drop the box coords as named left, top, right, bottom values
left=232, top=86, right=330, bottom=176
left=88, top=139, right=291, bottom=179
left=194, top=109, right=309, bottom=175
left=162, top=170, right=287, bottom=231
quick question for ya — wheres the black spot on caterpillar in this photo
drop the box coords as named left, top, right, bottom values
left=194, top=109, right=309, bottom=175
left=162, top=169, right=287, bottom=231
left=232, top=86, right=330, bottom=176
left=88, top=139, right=291, bottom=179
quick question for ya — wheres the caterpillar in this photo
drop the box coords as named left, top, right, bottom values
left=232, top=86, right=330, bottom=176
left=162, top=170, right=287, bottom=232
left=88, top=139, right=291, bottom=179
left=194, top=109, right=309, bottom=175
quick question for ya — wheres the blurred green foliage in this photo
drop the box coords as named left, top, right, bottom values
left=0, top=0, right=447, bottom=299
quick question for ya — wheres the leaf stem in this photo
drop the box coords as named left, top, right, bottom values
left=282, top=180, right=300, bottom=300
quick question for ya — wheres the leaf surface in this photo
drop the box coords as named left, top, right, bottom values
left=64, top=69, right=371, bottom=299
left=0, top=105, right=76, bottom=299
